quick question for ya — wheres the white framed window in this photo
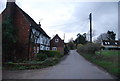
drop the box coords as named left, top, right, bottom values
left=55, top=38, right=59, bottom=43
left=46, top=47, right=49, bottom=50
left=52, top=47, right=57, bottom=51
left=34, top=47, right=36, bottom=53
left=105, top=42, right=107, bottom=45
left=37, top=47, right=39, bottom=53
left=115, top=42, right=117, bottom=45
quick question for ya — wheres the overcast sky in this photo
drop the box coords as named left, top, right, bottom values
left=0, top=0, right=119, bottom=42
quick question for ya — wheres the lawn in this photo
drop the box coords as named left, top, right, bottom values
left=79, top=50, right=120, bottom=77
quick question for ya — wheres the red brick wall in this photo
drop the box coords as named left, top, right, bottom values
left=2, top=2, right=30, bottom=60
left=13, top=6, right=30, bottom=60
left=57, top=47, right=64, bottom=55
left=50, top=35, right=64, bottom=54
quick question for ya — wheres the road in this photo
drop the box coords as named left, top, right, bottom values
left=3, top=50, right=115, bottom=79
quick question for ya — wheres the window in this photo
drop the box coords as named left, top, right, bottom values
left=115, top=42, right=117, bottom=45
left=55, top=38, right=59, bottom=43
left=37, top=47, right=39, bottom=53
left=46, top=47, right=49, bottom=50
left=34, top=47, right=36, bottom=53
left=52, top=47, right=57, bottom=51
left=105, top=42, right=107, bottom=45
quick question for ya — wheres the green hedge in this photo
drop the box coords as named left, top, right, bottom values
left=37, top=50, right=62, bottom=61
left=77, top=43, right=101, bottom=54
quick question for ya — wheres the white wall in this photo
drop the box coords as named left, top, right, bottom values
left=32, top=28, right=50, bottom=51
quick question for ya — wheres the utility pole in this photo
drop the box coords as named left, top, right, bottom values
left=89, top=13, right=92, bottom=43
left=64, top=33, right=65, bottom=41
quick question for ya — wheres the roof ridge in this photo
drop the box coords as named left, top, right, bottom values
left=15, top=4, right=50, bottom=38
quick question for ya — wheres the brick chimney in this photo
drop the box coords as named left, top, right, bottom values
left=5, top=0, right=16, bottom=19
left=7, top=0, right=16, bottom=7
left=7, top=0, right=15, bottom=2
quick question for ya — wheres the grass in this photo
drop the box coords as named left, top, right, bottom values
left=78, top=50, right=120, bottom=77
left=3, top=57, right=61, bottom=70
left=3, top=50, right=63, bottom=70
left=2, top=58, right=61, bottom=70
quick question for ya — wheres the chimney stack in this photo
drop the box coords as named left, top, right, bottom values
left=38, top=22, right=41, bottom=27
left=6, top=0, right=16, bottom=20
left=7, top=0, right=15, bottom=2
left=6, top=0, right=16, bottom=7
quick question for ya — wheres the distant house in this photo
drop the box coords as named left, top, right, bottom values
left=101, top=40, right=120, bottom=50
left=50, top=34, right=64, bottom=54
left=2, top=0, right=50, bottom=61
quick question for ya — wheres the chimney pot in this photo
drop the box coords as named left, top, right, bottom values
left=7, top=0, right=15, bottom=2
left=38, top=22, right=41, bottom=27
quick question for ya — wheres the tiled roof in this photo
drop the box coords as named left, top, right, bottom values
left=15, top=4, right=50, bottom=38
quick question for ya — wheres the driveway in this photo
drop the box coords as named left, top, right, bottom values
left=3, top=50, right=115, bottom=79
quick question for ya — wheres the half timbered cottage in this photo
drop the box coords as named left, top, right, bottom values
left=2, top=0, right=50, bottom=61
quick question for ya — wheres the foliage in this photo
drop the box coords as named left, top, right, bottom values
left=107, top=30, right=116, bottom=40
left=77, top=43, right=101, bottom=54
left=39, top=50, right=62, bottom=58
left=94, top=30, right=116, bottom=44
left=64, top=44, right=70, bottom=54
left=77, top=44, right=83, bottom=49
left=36, top=50, right=62, bottom=61
left=74, top=33, right=87, bottom=46
left=78, top=50, right=119, bottom=77
left=68, top=41, right=75, bottom=50
left=37, top=53, right=48, bottom=61
left=4, top=57, right=61, bottom=70
left=2, top=17, right=17, bottom=62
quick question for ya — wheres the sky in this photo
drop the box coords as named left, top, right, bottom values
left=0, top=0, right=119, bottom=42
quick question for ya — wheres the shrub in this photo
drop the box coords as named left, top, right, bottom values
left=77, top=44, right=83, bottom=49
left=37, top=50, right=62, bottom=61
left=37, top=53, right=48, bottom=61
left=77, top=43, right=101, bottom=54
left=64, top=46, right=69, bottom=55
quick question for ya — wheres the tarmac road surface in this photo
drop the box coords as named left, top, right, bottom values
left=3, top=50, right=115, bottom=79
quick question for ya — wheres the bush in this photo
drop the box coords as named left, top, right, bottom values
left=64, top=46, right=69, bottom=55
left=77, top=44, right=83, bottom=49
left=77, top=43, right=101, bottom=54
left=37, top=53, right=48, bottom=61
left=37, top=50, right=62, bottom=61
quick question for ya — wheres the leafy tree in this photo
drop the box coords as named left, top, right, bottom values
left=74, top=33, right=87, bottom=47
left=95, top=30, right=116, bottom=44
left=68, top=38, right=75, bottom=50
left=95, top=33, right=108, bottom=44
left=107, top=30, right=116, bottom=40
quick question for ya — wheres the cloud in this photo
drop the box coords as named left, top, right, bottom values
left=1, top=0, right=118, bottom=42
left=67, top=2, right=118, bottom=40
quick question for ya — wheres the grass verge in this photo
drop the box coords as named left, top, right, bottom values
left=3, top=57, right=60, bottom=70
left=77, top=50, right=120, bottom=78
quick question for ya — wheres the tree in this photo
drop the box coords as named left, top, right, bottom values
left=75, top=33, right=87, bottom=46
left=68, top=38, right=75, bottom=50
left=95, top=33, right=108, bottom=44
left=95, top=30, right=116, bottom=44
left=107, top=30, right=116, bottom=40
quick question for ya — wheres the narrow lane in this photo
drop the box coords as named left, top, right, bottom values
left=42, top=50, right=114, bottom=79
left=3, top=50, right=114, bottom=79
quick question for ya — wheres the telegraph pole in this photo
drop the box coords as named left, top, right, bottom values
left=64, top=33, right=65, bottom=41
left=89, top=13, right=92, bottom=43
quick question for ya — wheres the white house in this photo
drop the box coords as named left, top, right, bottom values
left=30, top=23, right=50, bottom=53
